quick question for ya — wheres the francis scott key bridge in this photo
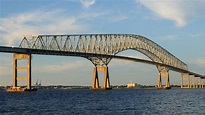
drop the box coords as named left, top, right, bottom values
left=0, top=34, right=205, bottom=91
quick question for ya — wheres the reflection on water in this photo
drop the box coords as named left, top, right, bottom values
left=0, top=88, right=205, bottom=114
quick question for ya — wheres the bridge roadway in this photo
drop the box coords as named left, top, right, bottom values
left=0, top=46, right=204, bottom=78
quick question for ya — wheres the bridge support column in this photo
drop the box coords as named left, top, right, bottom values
left=189, top=75, right=194, bottom=88
left=199, top=77, right=202, bottom=88
left=13, top=56, right=17, bottom=87
left=157, top=72, right=170, bottom=89
left=91, top=66, right=100, bottom=89
left=200, top=78, right=203, bottom=88
left=192, top=76, right=196, bottom=88
left=6, top=53, right=35, bottom=92
left=195, top=77, right=197, bottom=88
left=201, top=79, right=204, bottom=88
left=195, top=77, right=199, bottom=88
left=91, top=66, right=111, bottom=90
left=103, top=66, right=110, bottom=89
left=181, top=73, right=191, bottom=88
left=158, top=73, right=162, bottom=88
left=196, top=77, right=201, bottom=88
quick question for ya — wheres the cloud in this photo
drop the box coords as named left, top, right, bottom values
left=0, top=66, right=10, bottom=76
left=109, top=60, right=132, bottom=67
left=80, top=0, right=95, bottom=8
left=0, top=9, right=86, bottom=46
left=80, top=12, right=106, bottom=19
left=138, top=0, right=205, bottom=27
left=110, top=54, right=151, bottom=67
left=158, top=35, right=178, bottom=41
left=189, top=33, right=205, bottom=38
left=108, top=14, right=128, bottom=22
left=196, top=58, right=205, bottom=66
left=33, top=61, right=90, bottom=73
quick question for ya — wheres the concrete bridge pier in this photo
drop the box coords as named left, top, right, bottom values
left=190, top=75, right=193, bottom=88
left=180, top=74, right=205, bottom=89
left=91, top=66, right=100, bottom=89
left=192, top=76, right=196, bottom=88
left=181, top=73, right=192, bottom=88
left=199, top=78, right=202, bottom=88
left=91, top=66, right=111, bottom=90
left=14, top=53, right=31, bottom=89
left=199, top=78, right=204, bottom=88
left=189, top=75, right=193, bottom=88
left=6, top=53, right=36, bottom=92
left=157, top=66, right=170, bottom=89
left=195, top=77, right=198, bottom=88
left=202, top=79, right=205, bottom=88
left=196, top=77, right=202, bottom=88
left=193, top=77, right=200, bottom=88
left=157, top=72, right=170, bottom=89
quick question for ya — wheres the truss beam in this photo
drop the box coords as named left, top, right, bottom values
left=19, top=34, right=188, bottom=69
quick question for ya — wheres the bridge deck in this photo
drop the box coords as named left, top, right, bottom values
left=0, top=46, right=204, bottom=78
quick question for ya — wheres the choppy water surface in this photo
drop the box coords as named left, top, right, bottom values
left=0, top=88, right=205, bottom=115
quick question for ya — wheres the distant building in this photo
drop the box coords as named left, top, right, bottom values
left=127, top=83, right=136, bottom=88
left=127, top=81, right=142, bottom=88
left=127, top=81, right=136, bottom=88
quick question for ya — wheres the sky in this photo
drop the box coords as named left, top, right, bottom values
left=0, top=0, right=205, bottom=86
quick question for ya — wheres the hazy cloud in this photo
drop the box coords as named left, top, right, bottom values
left=0, top=66, right=10, bottom=76
left=80, top=0, right=95, bottom=8
left=80, top=12, right=106, bottom=19
left=0, top=10, right=86, bottom=46
left=158, top=35, right=178, bottom=41
left=33, top=61, right=90, bottom=73
left=108, top=14, right=128, bottom=22
left=138, top=0, right=205, bottom=27
left=196, top=58, right=205, bottom=66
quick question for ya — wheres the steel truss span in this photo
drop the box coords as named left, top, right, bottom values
left=19, top=34, right=188, bottom=70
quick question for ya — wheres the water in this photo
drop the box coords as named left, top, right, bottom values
left=0, top=88, right=205, bottom=115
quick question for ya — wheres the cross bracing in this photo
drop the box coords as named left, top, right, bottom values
left=19, top=34, right=188, bottom=70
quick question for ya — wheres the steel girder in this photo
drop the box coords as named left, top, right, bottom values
left=19, top=34, right=188, bottom=70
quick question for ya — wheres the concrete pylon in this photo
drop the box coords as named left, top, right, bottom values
left=91, top=66, right=111, bottom=90
left=91, top=66, right=99, bottom=89
left=197, top=77, right=201, bottom=88
left=158, top=72, right=170, bottom=89
left=199, top=77, right=202, bottom=88
left=13, top=56, right=17, bottom=87
left=195, top=77, right=198, bottom=88
left=202, top=79, right=204, bottom=88
left=189, top=75, right=193, bottom=88
left=157, top=66, right=170, bottom=89
left=181, top=73, right=192, bottom=88
left=158, top=73, right=162, bottom=88
left=6, top=53, right=34, bottom=92
left=195, top=77, right=200, bottom=88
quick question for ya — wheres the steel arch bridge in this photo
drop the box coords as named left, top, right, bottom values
left=2, top=34, right=204, bottom=91
left=19, top=34, right=188, bottom=71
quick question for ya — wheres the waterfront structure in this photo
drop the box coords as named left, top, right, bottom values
left=127, top=82, right=136, bottom=88
left=0, top=34, right=204, bottom=91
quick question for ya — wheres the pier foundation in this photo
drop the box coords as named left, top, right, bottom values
left=6, top=53, right=36, bottom=92
left=158, top=72, right=170, bottom=89
left=91, top=66, right=111, bottom=90
left=181, top=73, right=192, bottom=88
left=202, top=79, right=205, bottom=88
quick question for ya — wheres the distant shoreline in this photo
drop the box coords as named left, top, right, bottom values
left=0, top=85, right=182, bottom=90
